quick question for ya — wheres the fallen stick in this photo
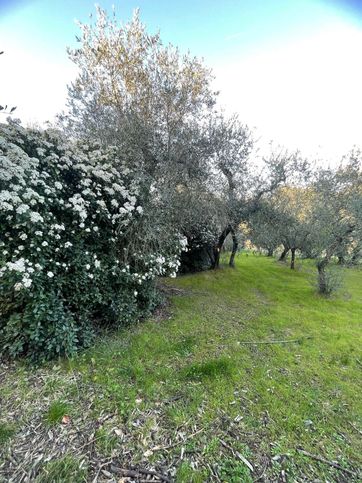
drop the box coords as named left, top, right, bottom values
left=92, top=459, right=114, bottom=483
left=220, top=439, right=254, bottom=472
left=110, top=465, right=171, bottom=482
left=349, top=421, right=362, bottom=436
left=297, top=448, right=357, bottom=477
left=239, top=337, right=312, bottom=345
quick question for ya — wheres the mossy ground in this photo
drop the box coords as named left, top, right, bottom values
left=0, top=254, right=361, bottom=481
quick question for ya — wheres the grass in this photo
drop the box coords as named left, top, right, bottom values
left=182, top=356, right=235, bottom=380
left=0, top=423, right=15, bottom=445
left=35, top=455, right=88, bottom=483
left=44, top=400, right=70, bottom=425
left=0, top=253, right=361, bottom=481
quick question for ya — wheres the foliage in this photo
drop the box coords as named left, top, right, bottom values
left=313, top=265, right=343, bottom=296
left=247, top=202, right=282, bottom=255
left=249, top=185, right=314, bottom=267
left=0, top=120, right=186, bottom=360
left=247, top=155, right=362, bottom=282
left=60, top=7, right=227, bottom=271
left=61, top=7, right=312, bottom=272
left=208, top=118, right=299, bottom=267
left=218, top=458, right=253, bottom=482
left=64, top=7, right=215, bottom=145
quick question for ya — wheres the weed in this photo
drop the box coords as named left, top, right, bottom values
left=44, top=400, right=69, bottom=425
left=95, top=427, right=119, bottom=456
left=176, top=461, right=208, bottom=482
left=0, top=423, right=15, bottom=444
left=218, top=458, right=253, bottom=482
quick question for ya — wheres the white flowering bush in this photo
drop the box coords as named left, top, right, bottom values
left=0, top=121, right=185, bottom=360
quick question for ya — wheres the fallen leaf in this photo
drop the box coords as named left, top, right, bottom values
left=62, top=415, right=70, bottom=425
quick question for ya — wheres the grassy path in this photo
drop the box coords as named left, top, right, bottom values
left=0, top=255, right=361, bottom=481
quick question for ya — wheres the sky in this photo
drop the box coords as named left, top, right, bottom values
left=1, top=0, right=362, bottom=162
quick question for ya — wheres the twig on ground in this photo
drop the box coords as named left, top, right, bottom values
left=205, top=462, right=222, bottom=482
left=297, top=448, right=357, bottom=477
left=91, top=458, right=113, bottom=483
left=77, top=435, right=101, bottom=451
left=220, top=439, right=254, bottom=472
left=348, top=421, right=362, bottom=436
left=110, top=464, right=171, bottom=482
left=238, top=337, right=312, bottom=345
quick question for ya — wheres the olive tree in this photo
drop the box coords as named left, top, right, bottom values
left=309, top=154, right=362, bottom=294
left=272, top=186, right=314, bottom=268
left=62, top=7, right=216, bottom=173
left=60, top=7, right=220, bottom=269
left=247, top=202, right=283, bottom=257
left=208, top=119, right=296, bottom=268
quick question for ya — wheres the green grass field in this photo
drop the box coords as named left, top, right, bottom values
left=0, top=254, right=361, bottom=482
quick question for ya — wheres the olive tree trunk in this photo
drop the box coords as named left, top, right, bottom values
left=317, top=258, right=329, bottom=294
left=279, top=245, right=289, bottom=261
left=290, top=248, right=296, bottom=269
left=229, top=228, right=238, bottom=267
left=212, top=225, right=231, bottom=269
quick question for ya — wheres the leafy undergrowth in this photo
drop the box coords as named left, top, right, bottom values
left=0, top=254, right=361, bottom=482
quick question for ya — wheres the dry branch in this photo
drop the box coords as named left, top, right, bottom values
left=238, top=337, right=312, bottom=345
left=110, top=464, right=171, bottom=482
left=297, top=448, right=357, bottom=477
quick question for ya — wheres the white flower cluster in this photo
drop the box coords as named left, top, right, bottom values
left=127, top=236, right=187, bottom=283
left=0, top=127, right=144, bottom=292
left=0, top=125, right=187, bottom=299
left=0, top=257, right=38, bottom=290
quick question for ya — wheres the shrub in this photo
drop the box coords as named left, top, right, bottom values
left=0, top=120, right=185, bottom=360
left=317, top=265, right=343, bottom=296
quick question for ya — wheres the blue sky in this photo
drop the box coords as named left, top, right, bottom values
left=1, top=0, right=360, bottom=58
left=1, top=0, right=362, bottom=160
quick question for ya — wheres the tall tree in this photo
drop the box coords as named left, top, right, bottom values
left=62, top=7, right=216, bottom=176
left=60, top=7, right=221, bottom=268
left=209, top=119, right=296, bottom=268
